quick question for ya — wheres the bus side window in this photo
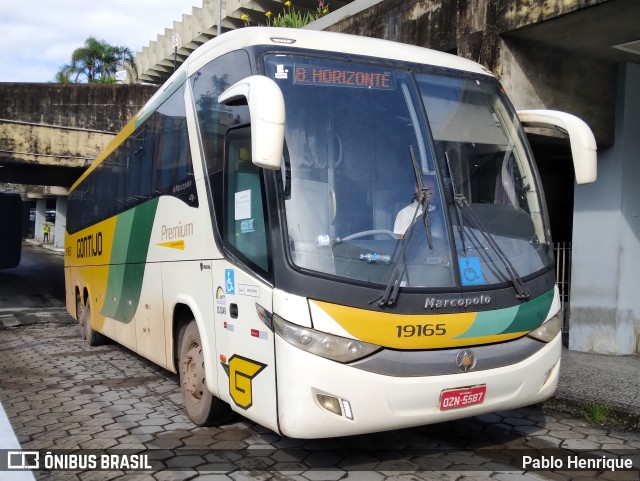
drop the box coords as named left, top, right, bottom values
left=151, top=84, right=197, bottom=205
left=224, top=128, right=269, bottom=273
left=126, top=125, right=153, bottom=209
left=190, top=49, right=251, bottom=238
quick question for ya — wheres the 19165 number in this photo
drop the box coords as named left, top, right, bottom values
left=396, top=324, right=446, bottom=337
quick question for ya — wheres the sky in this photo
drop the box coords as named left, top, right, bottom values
left=0, top=0, right=204, bottom=83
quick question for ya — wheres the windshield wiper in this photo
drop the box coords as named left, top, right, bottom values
left=410, top=144, right=434, bottom=250
left=372, top=204, right=419, bottom=307
left=444, top=151, right=530, bottom=300
left=444, top=152, right=467, bottom=254
left=374, top=145, right=433, bottom=307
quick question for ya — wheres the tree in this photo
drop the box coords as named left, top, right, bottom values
left=55, top=37, right=136, bottom=84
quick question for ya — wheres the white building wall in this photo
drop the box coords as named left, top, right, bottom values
left=34, top=199, right=46, bottom=243
left=570, top=63, right=640, bottom=354
left=54, top=197, right=67, bottom=249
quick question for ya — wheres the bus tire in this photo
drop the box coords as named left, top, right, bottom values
left=76, top=292, right=86, bottom=341
left=81, top=301, right=107, bottom=347
left=179, top=320, right=232, bottom=426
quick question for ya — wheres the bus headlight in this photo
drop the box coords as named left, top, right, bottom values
left=527, top=310, right=563, bottom=343
left=273, top=314, right=380, bottom=363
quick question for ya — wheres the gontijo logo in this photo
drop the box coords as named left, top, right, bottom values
left=76, top=231, right=103, bottom=259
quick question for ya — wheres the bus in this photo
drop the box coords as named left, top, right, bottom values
left=0, top=192, right=23, bottom=269
left=64, top=27, right=597, bottom=438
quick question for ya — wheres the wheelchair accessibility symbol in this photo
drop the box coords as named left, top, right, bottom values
left=225, top=269, right=235, bottom=294
left=458, top=257, right=484, bottom=286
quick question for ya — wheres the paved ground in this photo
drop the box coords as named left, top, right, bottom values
left=0, top=320, right=638, bottom=481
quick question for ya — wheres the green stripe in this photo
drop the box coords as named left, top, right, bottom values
left=100, top=198, right=159, bottom=323
left=500, top=288, right=555, bottom=334
left=454, top=288, right=554, bottom=339
left=455, top=305, right=518, bottom=339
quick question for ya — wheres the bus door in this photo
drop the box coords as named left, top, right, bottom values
left=212, top=127, right=278, bottom=432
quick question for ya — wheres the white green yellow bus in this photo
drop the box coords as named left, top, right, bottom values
left=64, top=27, right=597, bottom=438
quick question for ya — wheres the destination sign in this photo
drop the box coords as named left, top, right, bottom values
left=294, top=66, right=395, bottom=90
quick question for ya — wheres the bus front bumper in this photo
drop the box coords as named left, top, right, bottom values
left=275, top=333, right=561, bottom=439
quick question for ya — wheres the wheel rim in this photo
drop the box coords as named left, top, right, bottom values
left=182, top=341, right=205, bottom=402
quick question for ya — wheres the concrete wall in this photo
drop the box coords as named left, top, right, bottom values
left=570, top=63, right=640, bottom=354
left=0, top=83, right=157, bottom=132
left=499, top=39, right=616, bottom=146
left=0, top=83, right=158, bottom=193
left=0, top=122, right=113, bottom=169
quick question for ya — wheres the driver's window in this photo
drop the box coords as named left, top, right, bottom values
left=224, top=128, right=269, bottom=272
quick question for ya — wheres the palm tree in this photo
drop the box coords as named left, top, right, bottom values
left=100, top=45, right=136, bottom=80
left=70, top=36, right=104, bottom=82
left=55, top=37, right=135, bottom=83
left=55, top=59, right=87, bottom=83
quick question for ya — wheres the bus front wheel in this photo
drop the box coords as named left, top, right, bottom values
left=179, top=320, right=232, bottom=426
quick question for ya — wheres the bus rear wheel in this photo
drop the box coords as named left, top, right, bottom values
left=179, top=320, right=232, bottom=426
left=76, top=292, right=86, bottom=340
left=81, top=300, right=107, bottom=346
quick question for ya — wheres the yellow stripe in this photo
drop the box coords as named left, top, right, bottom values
left=310, top=300, right=522, bottom=349
left=157, top=240, right=185, bottom=250
left=64, top=217, right=118, bottom=331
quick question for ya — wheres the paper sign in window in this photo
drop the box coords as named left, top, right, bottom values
left=235, top=190, right=251, bottom=220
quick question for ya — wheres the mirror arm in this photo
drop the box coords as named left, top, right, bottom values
left=518, top=109, right=597, bottom=185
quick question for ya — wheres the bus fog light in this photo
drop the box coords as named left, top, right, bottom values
left=317, top=394, right=342, bottom=416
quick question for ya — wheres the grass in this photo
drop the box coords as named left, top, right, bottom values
left=584, top=401, right=612, bottom=425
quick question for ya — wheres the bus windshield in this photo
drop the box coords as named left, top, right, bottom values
left=264, top=55, right=552, bottom=290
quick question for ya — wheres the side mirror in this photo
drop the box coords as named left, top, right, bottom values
left=219, top=75, right=285, bottom=170
left=517, top=110, right=597, bottom=184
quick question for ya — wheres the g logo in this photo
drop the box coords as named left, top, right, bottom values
left=228, top=355, right=266, bottom=409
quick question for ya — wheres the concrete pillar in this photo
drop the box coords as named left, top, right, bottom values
left=570, top=63, right=640, bottom=354
left=34, top=199, right=46, bottom=243
left=54, top=197, right=67, bottom=249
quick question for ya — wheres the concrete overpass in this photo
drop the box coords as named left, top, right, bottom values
left=0, top=83, right=157, bottom=246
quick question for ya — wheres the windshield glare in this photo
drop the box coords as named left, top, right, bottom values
left=265, top=55, right=552, bottom=289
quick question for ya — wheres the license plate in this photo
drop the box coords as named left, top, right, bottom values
left=439, top=385, right=486, bottom=411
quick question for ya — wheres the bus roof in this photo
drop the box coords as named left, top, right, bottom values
left=142, top=27, right=494, bottom=126
left=186, top=27, right=492, bottom=78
